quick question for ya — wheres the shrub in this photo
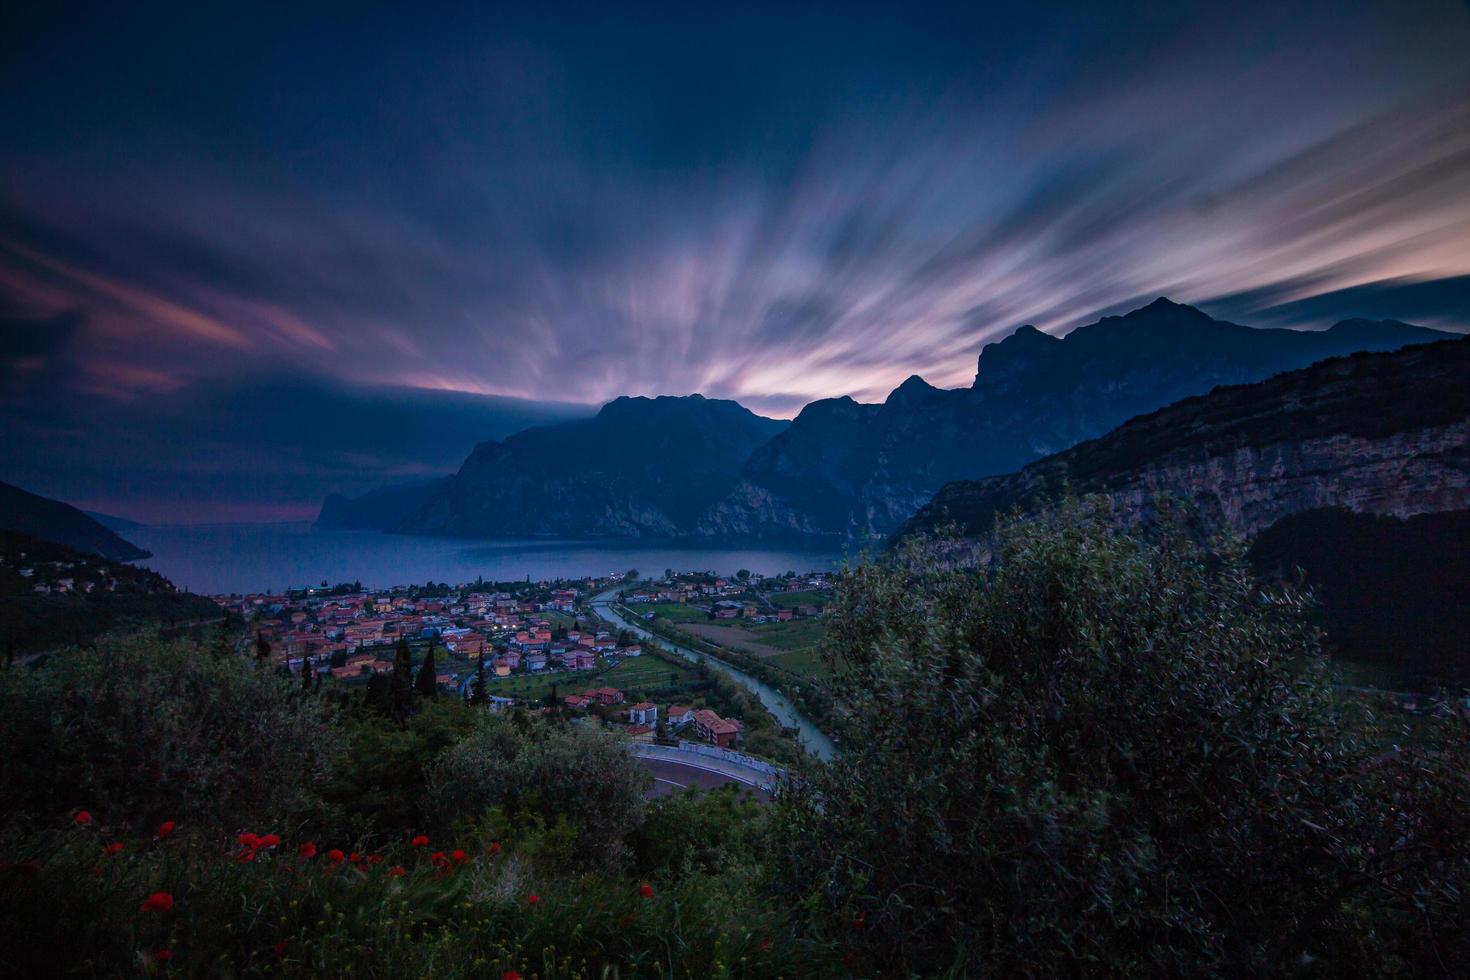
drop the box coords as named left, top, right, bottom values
left=772, top=503, right=1470, bottom=975
left=427, top=713, right=649, bottom=869
left=0, top=635, right=340, bottom=833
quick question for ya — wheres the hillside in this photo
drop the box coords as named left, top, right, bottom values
left=316, top=478, right=450, bottom=531
left=392, top=395, right=789, bottom=537
left=0, top=481, right=152, bottom=560
left=897, top=336, right=1470, bottom=543
left=697, top=299, right=1453, bottom=540
left=0, top=530, right=219, bottom=653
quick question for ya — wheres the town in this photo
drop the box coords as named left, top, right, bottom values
left=219, top=568, right=836, bottom=756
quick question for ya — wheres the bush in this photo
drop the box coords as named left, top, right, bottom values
left=0, top=635, right=340, bottom=833
left=427, top=713, right=649, bottom=869
left=772, top=503, right=1470, bottom=976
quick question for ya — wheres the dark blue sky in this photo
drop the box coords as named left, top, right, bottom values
left=2, top=1, right=1468, bottom=521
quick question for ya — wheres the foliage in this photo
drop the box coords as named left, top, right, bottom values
left=427, top=713, right=650, bottom=869
left=772, top=502, right=1470, bottom=976
left=0, top=635, right=340, bottom=834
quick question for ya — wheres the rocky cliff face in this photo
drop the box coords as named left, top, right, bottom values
left=898, top=337, right=1470, bottom=544
left=698, top=298, right=1453, bottom=542
left=391, top=395, right=788, bottom=538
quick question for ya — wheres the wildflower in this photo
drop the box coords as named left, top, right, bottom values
left=140, top=891, right=174, bottom=913
left=504, top=973, right=522, bottom=980
left=431, top=851, right=449, bottom=870
left=450, top=849, right=468, bottom=865
left=368, top=854, right=383, bottom=865
left=527, top=893, right=539, bottom=906
left=489, top=841, right=502, bottom=855
left=155, top=949, right=173, bottom=962
left=237, top=832, right=259, bottom=848
left=348, top=851, right=362, bottom=864
left=157, top=820, right=176, bottom=839
left=104, top=841, right=125, bottom=856
left=852, top=911, right=867, bottom=932
left=74, top=811, right=93, bottom=826
left=638, top=882, right=653, bottom=899
left=758, top=938, right=773, bottom=952
left=272, top=942, right=287, bottom=958
left=387, top=866, right=406, bottom=877
left=236, top=848, right=256, bottom=863
left=258, top=834, right=281, bottom=848
left=410, top=834, right=429, bottom=848
left=326, top=849, right=345, bottom=865
left=298, top=842, right=317, bottom=859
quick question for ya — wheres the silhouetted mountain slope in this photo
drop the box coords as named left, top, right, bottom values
left=699, top=298, right=1454, bottom=540
left=1247, top=508, right=1470, bottom=686
left=898, top=336, right=1470, bottom=543
left=394, top=395, right=788, bottom=538
left=0, top=481, right=151, bottom=560
left=316, top=479, right=450, bottom=531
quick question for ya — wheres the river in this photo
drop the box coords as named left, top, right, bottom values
left=591, top=587, right=838, bottom=760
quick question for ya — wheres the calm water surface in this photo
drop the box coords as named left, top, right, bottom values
left=129, top=522, right=851, bottom=596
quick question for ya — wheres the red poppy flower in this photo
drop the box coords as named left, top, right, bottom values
left=272, top=942, right=287, bottom=958
left=157, top=820, right=176, bottom=839
left=236, top=848, right=256, bottom=863
left=758, top=938, right=773, bottom=952
left=74, top=811, right=93, bottom=826
left=367, top=854, right=383, bottom=865
left=489, top=841, right=502, bottom=855
left=852, top=911, right=867, bottom=932
left=503, top=973, right=522, bottom=980
left=410, top=834, right=429, bottom=848
left=326, top=848, right=345, bottom=865
left=258, top=834, right=281, bottom=848
left=638, top=882, right=653, bottom=899
left=104, top=841, right=124, bottom=856
left=527, top=893, right=540, bottom=906
left=237, top=832, right=258, bottom=848
left=140, top=891, right=174, bottom=913
left=450, top=849, right=467, bottom=865
left=155, top=949, right=173, bottom=962
left=387, top=865, right=406, bottom=877
left=298, top=842, right=317, bottom=859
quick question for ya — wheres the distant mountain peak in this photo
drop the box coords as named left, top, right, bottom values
left=887, top=374, right=940, bottom=406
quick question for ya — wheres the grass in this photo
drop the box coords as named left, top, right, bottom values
left=635, top=602, right=710, bottom=624
left=767, top=589, right=828, bottom=610
left=769, top=647, right=834, bottom=680
left=476, top=650, right=699, bottom=704
left=748, top=617, right=827, bottom=653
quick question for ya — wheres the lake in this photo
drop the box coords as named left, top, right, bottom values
left=127, top=522, right=854, bottom=596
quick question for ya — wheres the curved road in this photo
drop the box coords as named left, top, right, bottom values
left=637, top=756, right=772, bottom=802
left=591, top=586, right=837, bottom=760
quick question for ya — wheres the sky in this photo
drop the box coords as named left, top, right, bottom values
left=2, top=1, right=1469, bottom=522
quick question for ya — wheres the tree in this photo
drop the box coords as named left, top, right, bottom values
left=414, top=641, right=438, bottom=700
left=254, top=632, right=271, bottom=665
left=772, top=503, right=1470, bottom=976
left=391, top=636, right=415, bottom=722
left=545, top=682, right=558, bottom=711
left=736, top=568, right=750, bottom=580
left=300, top=654, right=313, bottom=694
left=469, top=658, right=487, bottom=707
left=623, top=568, right=639, bottom=582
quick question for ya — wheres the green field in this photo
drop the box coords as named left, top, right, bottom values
left=635, top=601, right=710, bottom=623
left=769, top=647, right=833, bottom=679
left=767, top=589, right=829, bottom=609
left=602, top=654, right=696, bottom=690
left=748, top=616, right=827, bottom=652
left=475, top=650, right=699, bottom=704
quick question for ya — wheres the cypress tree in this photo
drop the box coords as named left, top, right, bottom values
left=414, top=641, right=438, bottom=699
left=470, top=658, right=487, bottom=706
left=300, top=654, right=313, bottom=694
left=255, top=632, right=271, bottom=665
left=391, top=636, right=415, bottom=722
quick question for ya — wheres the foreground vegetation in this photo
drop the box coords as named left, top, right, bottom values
left=3, top=503, right=1468, bottom=976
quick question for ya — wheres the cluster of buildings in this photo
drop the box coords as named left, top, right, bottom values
left=622, top=570, right=831, bottom=623
left=561, top=688, right=743, bottom=747
left=224, top=575, right=631, bottom=686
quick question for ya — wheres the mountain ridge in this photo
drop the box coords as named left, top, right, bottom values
left=0, top=481, right=152, bottom=560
